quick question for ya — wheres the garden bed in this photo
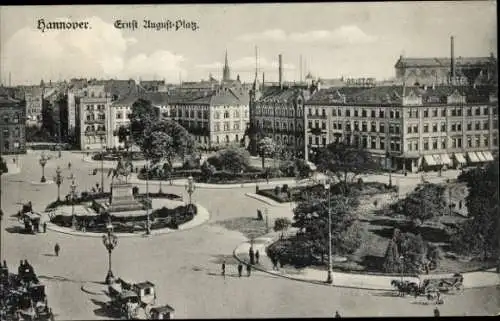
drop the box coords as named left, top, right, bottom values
left=216, top=217, right=269, bottom=239
left=92, top=150, right=144, bottom=161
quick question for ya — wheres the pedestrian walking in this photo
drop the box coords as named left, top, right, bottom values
left=246, top=264, right=251, bottom=277
left=43, top=222, right=47, bottom=233
left=3, top=260, right=7, bottom=269
left=238, top=263, right=243, bottom=277
left=255, top=250, right=260, bottom=264
left=68, top=162, right=72, bottom=170
left=221, top=260, right=226, bottom=278
left=54, top=243, right=60, bottom=257
left=335, top=311, right=341, bottom=318
left=249, top=247, right=255, bottom=265
left=433, top=307, right=440, bottom=317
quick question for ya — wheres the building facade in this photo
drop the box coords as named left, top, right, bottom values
left=0, top=96, right=26, bottom=155
left=305, top=85, right=498, bottom=172
left=153, top=85, right=250, bottom=149
left=24, top=87, right=43, bottom=126
left=248, top=84, right=308, bottom=158
left=78, top=85, right=112, bottom=150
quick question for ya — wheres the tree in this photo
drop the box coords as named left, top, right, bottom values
left=257, top=137, right=276, bottom=169
left=315, top=142, right=379, bottom=196
left=452, top=161, right=499, bottom=261
left=383, top=229, right=401, bottom=273
left=130, top=98, right=159, bottom=147
left=398, top=232, right=426, bottom=274
left=273, top=217, right=292, bottom=238
left=117, top=125, right=130, bottom=151
left=395, top=183, right=447, bottom=227
left=200, top=161, right=216, bottom=182
left=292, top=192, right=362, bottom=259
left=217, top=147, right=250, bottom=174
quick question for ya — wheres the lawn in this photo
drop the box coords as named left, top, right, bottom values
left=215, top=217, right=269, bottom=239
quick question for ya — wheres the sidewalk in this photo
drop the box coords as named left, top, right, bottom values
left=233, top=233, right=500, bottom=291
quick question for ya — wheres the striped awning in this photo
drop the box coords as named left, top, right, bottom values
left=424, top=155, right=437, bottom=166
left=433, top=154, right=443, bottom=165
left=440, top=154, right=453, bottom=166
left=467, top=152, right=480, bottom=163
left=482, top=151, right=495, bottom=161
left=476, top=151, right=487, bottom=162
left=454, top=153, right=467, bottom=164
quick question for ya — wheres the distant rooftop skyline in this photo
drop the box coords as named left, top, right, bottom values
left=0, top=2, right=497, bottom=86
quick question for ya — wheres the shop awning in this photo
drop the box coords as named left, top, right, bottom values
left=424, top=155, right=437, bottom=166
left=440, top=154, right=453, bottom=166
left=482, top=151, right=495, bottom=161
left=454, top=153, right=467, bottom=164
left=476, top=151, right=487, bottom=162
left=432, top=155, right=443, bottom=165
left=467, top=152, right=480, bottom=163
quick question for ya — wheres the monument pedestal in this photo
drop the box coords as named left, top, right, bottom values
left=107, top=183, right=144, bottom=213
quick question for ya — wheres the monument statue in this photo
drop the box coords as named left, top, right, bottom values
left=109, top=157, right=134, bottom=184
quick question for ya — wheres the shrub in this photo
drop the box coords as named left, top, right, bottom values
left=281, top=184, right=289, bottom=193
left=132, top=186, right=139, bottom=195
left=274, top=186, right=281, bottom=195
left=182, top=156, right=200, bottom=170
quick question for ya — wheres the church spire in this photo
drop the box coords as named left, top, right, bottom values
left=223, top=50, right=231, bottom=81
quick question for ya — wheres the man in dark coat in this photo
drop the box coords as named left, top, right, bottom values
left=221, top=260, right=226, bottom=278
left=433, top=307, right=440, bottom=317
left=238, top=263, right=243, bottom=277
left=246, top=264, right=251, bottom=277
left=249, top=247, right=255, bottom=265
left=54, top=243, right=60, bottom=256
left=255, top=250, right=260, bottom=264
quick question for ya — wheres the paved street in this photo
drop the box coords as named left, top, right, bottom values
left=1, top=151, right=499, bottom=319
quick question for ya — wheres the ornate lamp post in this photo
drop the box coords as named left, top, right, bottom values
left=54, top=166, right=63, bottom=201
left=158, top=168, right=163, bottom=194
left=324, top=182, right=333, bottom=284
left=386, top=151, right=392, bottom=188
left=185, top=176, right=196, bottom=206
left=39, top=152, right=49, bottom=183
left=400, top=255, right=405, bottom=282
left=69, top=173, right=77, bottom=230
left=102, top=223, right=118, bottom=284
left=145, top=159, right=151, bottom=235
left=100, top=142, right=106, bottom=193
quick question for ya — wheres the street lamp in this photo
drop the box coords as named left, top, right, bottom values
left=69, top=174, right=77, bottom=230
left=54, top=166, right=63, bottom=201
left=102, top=223, right=118, bottom=284
left=400, top=255, right=405, bottom=282
left=100, top=141, right=107, bottom=193
left=185, top=176, right=196, bottom=206
left=324, top=182, right=333, bottom=284
left=265, top=207, right=269, bottom=233
left=386, top=151, right=392, bottom=188
left=39, top=152, right=49, bottom=183
left=145, top=159, right=151, bottom=235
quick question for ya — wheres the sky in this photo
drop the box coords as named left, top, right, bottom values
left=0, top=2, right=497, bottom=86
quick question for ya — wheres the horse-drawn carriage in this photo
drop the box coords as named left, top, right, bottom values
left=391, top=273, right=464, bottom=304
left=107, top=278, right=174, bottom=319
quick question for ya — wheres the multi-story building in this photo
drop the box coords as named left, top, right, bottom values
left=0, top=95, right=26, bottom=155
left=395, top=36, right=497, bottom=86
left=24, top=87, right=43, bottom=126
left=305, top=84, right=498, bottom=172
left=153, top=84, right=250, bottom=149
left=78, top=85, right=113, bottom=150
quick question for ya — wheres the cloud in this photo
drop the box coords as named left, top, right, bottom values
left=2, top=16, right=185, bottom=84
left=237, top=25, right=376, bottom=46
left=197, top=56, right=295, bottom=71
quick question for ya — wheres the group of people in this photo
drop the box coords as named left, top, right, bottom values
left=17, top=260, right=38, bottom=285
left=221, top=261, right=253, bottom=278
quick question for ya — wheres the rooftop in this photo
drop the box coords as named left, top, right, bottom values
left=396, top=56, right=496, bottom=68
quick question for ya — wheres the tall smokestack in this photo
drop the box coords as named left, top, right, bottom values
left=278, top=54, right=283, bottom=88
left=451, top=36, right=455, bottom=84
left=300, top=55, right=303, bottom=83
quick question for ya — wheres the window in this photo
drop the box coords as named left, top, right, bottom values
left=332, top=109, right=337, bottom=117
left=457, top=138, right=462, bottom=148
left=413, top=125, right=418, bottom=133
left=467, top=122, right=472, bottom=131
left=433, top=109, right=438, bottom=117
left=414, top=142, right=419, bottom=150
left=308, top=108, right=312, bottom=116
left=354, top=121, right=359, bottom=131
left=483, top=107, right=489, bottom=115
left=322, top=109, right=326, bottom=117
left=362, top=137, right=368, bottom=148
left=483, top=121, right=489, bottom=130
left=354, top=110, right=358, bottom=117
left=346, top=122, right=351, bottom=131
left=2, top=129, right=9, bottom=138
left=432, top=124, right=438, bottom=132
left=467, top=108, right=472, bottom=116
left=333, top=123, right=337, bottom=130
left=371, top=110, right=376, bottom=118
left=379, top=110, right=385, bottom=118
left=432, top=140, right=438, bottom=150
left=467, top=136, right=472, bottom=148
left=233, top=123, right=240, bottom=130
left=451, top=109, right=456, bottom=117
left=475, top=121, right=481, bottom=130
left=475, top=136, right=481, bottom=147
left=224, top=111, right=229, bottom=118
left=395, top=111, right=400, bottom=119
left=475, top=108, right=480, bottom=116
left=395, top=125, right=400, bottom=134
left=362, top=122, right=367, bottom=132
left=346, top=109, right=351, bottom=117
left=321, top=122, right=326, bottom=130
left=215, top=111, right=220, bottom=119
left=407, top=142, right=412, bottom=151
left=457, top=123, right=462, bottom=131
left=494, top=120, right=498, bottom=129
left=424, top=109, right=429, bottom=117
left=457, top=109, right=462, bottom=116
left=371, top=123, right=376, bottom=132
left=198, top=111, right=203, bottom=118
left=423, top=124, right=429, bottom=133
left=371, top=137, right=377, bottom=149
left=407, top=126, right=412, bottom=134
left=441, top=109, right=447, bottom=117
left=424, top=140, right=429, bottom=150
left=362, top=109, right=367, bottom=117
left=322, top=137, right=327, bottom=146
left=379, top=123, right=385, bottom=133
left=451, top=123, right=456, bottom=131
left=338, top=109, right=342, bottom=117
left=380, top=140, right=385, bottom=150
left=14, top=127, right=20, bottom=137
left=315, top=137, right=319, bottom=145
left=315, top=120, right=319, bottom=128
left=308, top=136, right=312, bottom=145
left=441, top=123, right=446, bottom=132
left=390, top=110, right=394, bottom=118
left=415, top=110, right=419, bottom=118
left=308, top=121, right=312, bottom=129
left=484, top=137, right=489, bottom=147
left=441, top=139, right=446, bottom=149
left=116, top=112, right=122, bottom=119
left=494, top=137, right=498, bottom=146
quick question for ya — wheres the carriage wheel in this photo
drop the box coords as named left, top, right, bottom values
left=455, top=283, right=464, bottom=294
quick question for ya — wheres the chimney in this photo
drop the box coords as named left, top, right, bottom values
left=278, top=54, right=283, bottom=88
left=262, top=72, right=265, bottom=89
left=451, top=36, right=455, bottom=85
